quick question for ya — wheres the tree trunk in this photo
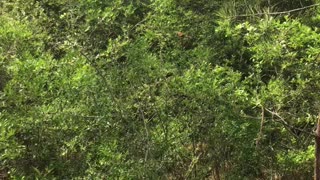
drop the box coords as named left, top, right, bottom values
left=315, top=116, right=320, bottom=180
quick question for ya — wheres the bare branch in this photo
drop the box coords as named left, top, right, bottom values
left=265, top=108, right=316, bottom=137
left=231, top=3, right=320, bottom=18
left=256, top=106, right=265, bottom=148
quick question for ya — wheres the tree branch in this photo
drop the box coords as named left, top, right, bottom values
left=232, top=3, right=320, bottom=18
left=256, top=106, right=265, bottom=148
left=265, top=108, right=316, bottom=137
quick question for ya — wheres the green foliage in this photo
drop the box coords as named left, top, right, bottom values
left=1, top=0, right=320, bottom=179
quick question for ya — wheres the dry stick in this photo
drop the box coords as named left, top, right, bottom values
left=240, top=112, right=299, bottom=139
left=185, top=152, right=202, bottom=179
left=264, top=108, right=316, bottom=137
left=231, top=3, right=320, bottom=17
left=139, top=108, right=150, bottom=164
left=267, top=109, right=299, bottom=139
left=129, top=17, right=149, bottom=32
left=256, top=106, right=265, bottom=148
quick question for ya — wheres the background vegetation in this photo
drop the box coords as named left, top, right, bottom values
left=1, top=0, right=320, bottom=179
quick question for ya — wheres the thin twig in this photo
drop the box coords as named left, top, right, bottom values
left=256, top=106, right=265, bottom=148
left=139, top=108, right=150, bottom=164
left=231, top=3, right=320, bottom=17
left=130, top=17, right=149, bottom=32
left=185, top=152, right=202, bottom=179
left=265, top=108, right=316, bottom=137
